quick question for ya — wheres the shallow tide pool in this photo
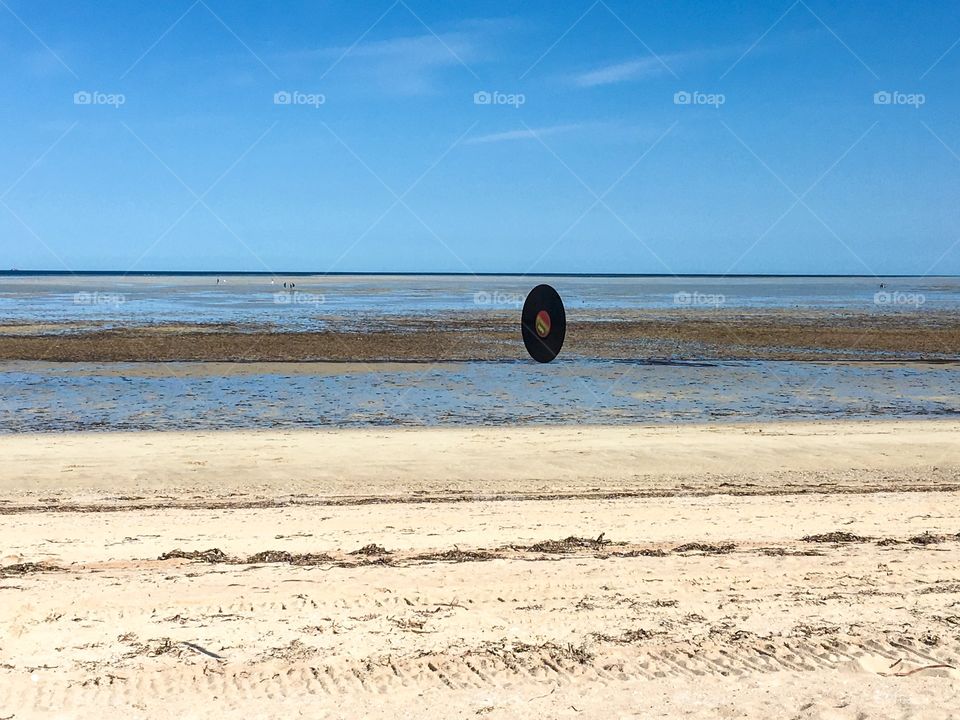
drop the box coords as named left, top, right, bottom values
left=1, top=359, right=957, bottom=432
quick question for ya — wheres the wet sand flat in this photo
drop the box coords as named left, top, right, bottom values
left=2, top=421, right=960, bottom=718
left=2, top=308, right=959, bottom=361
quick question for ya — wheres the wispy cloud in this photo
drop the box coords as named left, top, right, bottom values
left=571, top=56, right=673, bottom=87
left=320, top=30, right=480, bottom=94
left=466, top=123, right=586, bottom=145
left=570, top=47, right=732, bottom=87
left=339, top=31, right=478, bottom=64
left=281, top=19, right=512, bottom=95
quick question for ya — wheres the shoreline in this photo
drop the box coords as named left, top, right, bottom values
left=4, top=414, right=960, bottom=435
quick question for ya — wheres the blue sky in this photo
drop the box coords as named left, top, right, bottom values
left=1, top=0, right=958, bottom=274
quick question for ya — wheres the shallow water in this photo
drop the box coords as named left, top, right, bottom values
left=2, top=274, right=958, bottom=330
left=1, top=360, right=957, bottom=433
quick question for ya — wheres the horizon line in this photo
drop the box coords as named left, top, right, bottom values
left=3, top=270, right=958, bottom=279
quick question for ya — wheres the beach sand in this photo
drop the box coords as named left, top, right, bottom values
left=2, top=421, right=960, bottom=718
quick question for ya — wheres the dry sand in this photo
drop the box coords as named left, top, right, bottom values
left=2, top=421, right=960, bottom=718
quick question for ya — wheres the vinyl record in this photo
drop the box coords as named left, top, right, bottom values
left=521, top=284, right=566, bottom=363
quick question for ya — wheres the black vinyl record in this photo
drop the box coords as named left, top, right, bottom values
left=521, top=284, right=566, bottom=363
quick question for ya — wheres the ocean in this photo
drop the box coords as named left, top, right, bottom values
left=2, top=273, right=960, bottom=329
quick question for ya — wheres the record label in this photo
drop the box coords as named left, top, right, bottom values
left=535, top=310, right=551, bottom=337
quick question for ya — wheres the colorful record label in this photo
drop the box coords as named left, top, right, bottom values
left=535, top=310, right=551, bottom=337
